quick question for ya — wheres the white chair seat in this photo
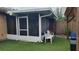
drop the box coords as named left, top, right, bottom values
left=45, top=34, right=53, bottom=39
left=44, top=33, right=54, bottom=44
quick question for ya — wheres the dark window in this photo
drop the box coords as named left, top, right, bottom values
left=19, top=17, right=27, bottom=36
left=28, top=13, right=39, bottom=36
left=7, top=15, right=16, bottom=34
left=19, top=18, right=27, bottom=29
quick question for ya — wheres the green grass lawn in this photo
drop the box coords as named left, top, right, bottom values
left=0, top=37, right=70, bottom=51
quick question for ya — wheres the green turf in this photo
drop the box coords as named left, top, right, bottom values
left=0, top=37, right=70, bottom=51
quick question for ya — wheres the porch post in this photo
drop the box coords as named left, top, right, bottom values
left=27, top=16, right=29, bottom=36
left=16, top=16, right=19, bottom=35
left=39, top=14, right=41, bottom=40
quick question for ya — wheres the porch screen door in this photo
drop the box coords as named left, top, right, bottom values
left=18, top=16, right=28, bottom=36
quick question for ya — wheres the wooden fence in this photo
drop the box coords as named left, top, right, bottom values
left=56, top=21, right=67, bottom=35
left=0, top=14, right=7, bottom=41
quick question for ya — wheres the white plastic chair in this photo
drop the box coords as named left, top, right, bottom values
left=44, top=30, right=54, bottom=44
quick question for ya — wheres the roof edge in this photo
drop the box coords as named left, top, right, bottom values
left=7, top=8, right=52, bottom=14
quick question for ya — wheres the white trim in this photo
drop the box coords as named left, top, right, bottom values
left=17, top=16, right=29, bottom=36
left=7, top=8, right=52, bottom=14
left=39, top=14, right=41, bottom=39
left=18, top=16, right=28, bottom=18
left=7, top=34, right=42, bottom=42
left=16, top=16, right=19, bottom=35
left=27, top=16, right=29, bottom=36
left=18, top=17, right=20, bottom=35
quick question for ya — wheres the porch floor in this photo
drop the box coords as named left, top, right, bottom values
left=0, top=37, right=70, bottom=51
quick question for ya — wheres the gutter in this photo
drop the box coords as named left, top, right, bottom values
left=40, top=8, right=56, bottom=18
left=40, top=13, right=52, bottom=18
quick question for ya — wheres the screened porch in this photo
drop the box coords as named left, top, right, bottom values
left=6, top=8, right=56, bottom=42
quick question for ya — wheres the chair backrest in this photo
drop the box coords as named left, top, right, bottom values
left=45, top=30, right=54, bottom=36
left=47, top=30, right=50, bottom=34
left=44, top=30, right=54, bottom=39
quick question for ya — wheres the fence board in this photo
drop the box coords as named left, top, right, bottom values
left=56, top=21, right=67, bottom=35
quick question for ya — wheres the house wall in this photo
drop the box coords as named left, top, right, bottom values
left=0, top=14, right=7, bottom=41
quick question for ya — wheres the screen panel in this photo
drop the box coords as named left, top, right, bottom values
left=28, top=13, right=39, bottom=36
left=19, top=18, right=27, bottom=29
left=7, top=15, right=16, bottom=34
